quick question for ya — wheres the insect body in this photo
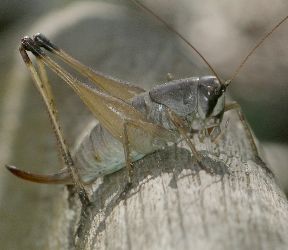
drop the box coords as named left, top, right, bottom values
left=74, top=76, right=225, bottom=183
left=5, top=1, right=287, bottom=198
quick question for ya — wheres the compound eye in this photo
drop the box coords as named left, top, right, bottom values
left=210, top=79, right=221, bottom=95
left=214, top=86, right=222, bottom=96
left=199, top=76, right=223, bottom=99
left=200, top=85, right=212, bottom=99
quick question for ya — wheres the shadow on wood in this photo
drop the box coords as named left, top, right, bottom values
left=69, top=112, right=288, bottom=250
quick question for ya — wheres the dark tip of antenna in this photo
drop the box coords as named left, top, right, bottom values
left=21, top=35, right=45, bottom=58
left=19, top=46, right=32, bottom=64
left=33, top=33, right=59, bottom=52
left=21, top=36, right=33, bottom=50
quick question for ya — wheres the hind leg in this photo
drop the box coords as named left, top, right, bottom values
left=8, top=41, right=90, bottom=205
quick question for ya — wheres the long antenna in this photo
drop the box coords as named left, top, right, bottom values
left=129, top=0, right=222, bottom=83
left=228, top=15, right=288, bottom=85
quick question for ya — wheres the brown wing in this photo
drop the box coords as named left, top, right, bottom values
left=33, top=33, right=145, bottom=100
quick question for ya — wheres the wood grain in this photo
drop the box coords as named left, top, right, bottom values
left=65, top=111, right=288, bottom=250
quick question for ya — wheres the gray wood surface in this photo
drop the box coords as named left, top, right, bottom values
left=65, top=111, right=288, bottom=250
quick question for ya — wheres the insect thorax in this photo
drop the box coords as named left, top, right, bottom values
left=131, top=76, right=225, bottom=133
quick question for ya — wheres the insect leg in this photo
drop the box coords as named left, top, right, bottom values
left=122, top=121, right=133, bottom=183
left=11, top=42, right=89, bottom=204
left=166, top=109, right=218, bottom=173
left=32, top=33, right=145, bottom=100
left=210, top=120, right=230, bottom=144
left=121, top=118, right=179, bottom=183
left=121, top=118, right=172, bottom=183
left=224, top=102, right=260, bottom=158
left=166, top=109, right=202, bottom=162
left=7, top=49, right=63, bottom=182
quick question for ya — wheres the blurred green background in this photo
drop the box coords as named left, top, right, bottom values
left=0, top=0, right=287, bottom=249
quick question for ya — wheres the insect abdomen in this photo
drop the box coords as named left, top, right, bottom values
left=74, top=124, right=145, bottom=183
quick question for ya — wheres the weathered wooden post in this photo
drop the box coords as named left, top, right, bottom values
left=1, top=2, right=288, bottom=250
left=65, top=110, right=288, bottom=250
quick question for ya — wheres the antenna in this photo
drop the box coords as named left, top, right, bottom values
left=129, top=0, right=222, bottom=83
left=227, top=15, right=288, bottom=86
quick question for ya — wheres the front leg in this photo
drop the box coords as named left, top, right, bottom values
left=207, top=120, right=230, bottom=144
left=167, top=109, right=202, bottom=162
left=122, top=121, right=133, bottom=183
left=224, top=102, right=260, bottom=159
